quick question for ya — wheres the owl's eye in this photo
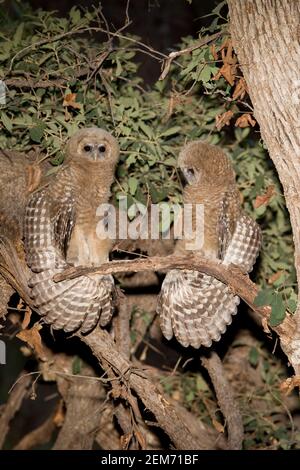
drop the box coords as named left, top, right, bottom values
left=182, top=167, right=196, bottom=184
left=186, top=168, right=195, bottom=179
left=98, top=145, right=106, bottom=153
left=84, top=144, right=93, bottom=153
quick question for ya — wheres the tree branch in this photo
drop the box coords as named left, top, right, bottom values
left=80, top=327, right=213, bottom=450
left=54, top=254, right=296, bottom=342
left=201, top=352, right=244, bottom=450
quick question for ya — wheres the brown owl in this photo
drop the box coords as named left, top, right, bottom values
left=157, top=141, right=261, bottom=348
left=0, top=149, right=42, bottom=316
left=24, top=128, right=119, bottom=333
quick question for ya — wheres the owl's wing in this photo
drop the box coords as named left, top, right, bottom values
left=157, top=213, right=261, bottom=349
left=24, top=189, right=115, bottom=334
left=53, top=192, right=76, bottom=259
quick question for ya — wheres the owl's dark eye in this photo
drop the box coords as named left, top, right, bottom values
left=98, top=145, right=106, bottom=153
left=186, top=168, right=195, bottom=179
left=84, top=144, right=93, bottom=153
left=182, top=167, right=196, bottom=184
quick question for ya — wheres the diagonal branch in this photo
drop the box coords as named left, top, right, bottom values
left=201, top=352, right=244, bottom=450
left=54, top=253, right=296, bottom=340
left=55, top=253, right=297, bottom=373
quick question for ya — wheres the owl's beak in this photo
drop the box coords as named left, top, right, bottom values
left=90, top=149, right=105, bottom=161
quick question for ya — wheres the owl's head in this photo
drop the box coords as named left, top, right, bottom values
left=66, top=127, right=119, bottom=164
left=178, top=141, right=235, bottom=186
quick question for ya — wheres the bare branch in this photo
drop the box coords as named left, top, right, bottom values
left=53, top=253, right=295, bottom=340
left=201, top=352, right=244, bottom=450
left=159, top=32, right=222, bottom=80
left=80, top=327, right=212, bottom=450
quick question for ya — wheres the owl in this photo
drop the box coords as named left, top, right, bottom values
left=24, top=128, right=119, bottom=333
left=0, top=149, right=42, bottom=317
left=157, top=141, right=261, bottom=348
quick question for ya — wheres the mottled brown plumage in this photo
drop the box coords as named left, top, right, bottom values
left=157, top=141, right=261, bottom=348
left=24, top=128, right=119, bottom=333
left=0, top=150, right=42, bottom=317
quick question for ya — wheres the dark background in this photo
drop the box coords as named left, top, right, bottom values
left=4, top=0, right=219, bottom=83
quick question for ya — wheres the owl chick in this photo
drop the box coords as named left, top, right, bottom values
left=157, top=141, right=261, bottom=348
left=0, top=149, right=42, bottom=316
left=24, top=128, right=119, bottom=333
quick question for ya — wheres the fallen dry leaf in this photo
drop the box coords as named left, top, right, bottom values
left=134, top=428, right=146, bottom=450
left=17, top=298, right=24, bottom=311
left=262, top=317, right=271, bottom=335
left=63, top=93, right=81, bottom=109
left=17, top=323, right=47, bottom=361
left=21, top=306, right=32, bottom=330
left=210, top=43, right=218, bottom=61
left=235, top=113, right=256, bottom=128
left=214, top=39, right=238, bottom=86
left=53, top=400, right=65, bottom=427
left=254, top=185, right=275, bottom=209
left=268, top=270, right=285, bottom=285
left=232, top=78, right=248, bottom=100
left=215, top=110, right=234, bottom=130
left=120, top=433, right=133, bottom=450
left=212, top=418, right=225, bottom=433
left=214, top=63, right=237, bottom=86
left=280, top=375, right=300, bottom=395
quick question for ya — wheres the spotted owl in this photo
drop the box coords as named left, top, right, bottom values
left=157, top=141, right=261, bottom=348
left=24, top=128, right=119, bottom=333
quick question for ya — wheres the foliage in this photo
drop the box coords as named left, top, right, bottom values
left=0, top=5, right=295, bottom=301
left=0, top=2, right=298, bottom=451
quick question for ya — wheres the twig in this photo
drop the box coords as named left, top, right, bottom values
left=159, top=32, right=222, bottom=80
left=201, top=352, right=244, bottom=450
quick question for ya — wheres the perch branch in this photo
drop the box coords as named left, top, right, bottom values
left=54, top=254, right=296, bottom=341
left=201, top=352, right=244, bottom=450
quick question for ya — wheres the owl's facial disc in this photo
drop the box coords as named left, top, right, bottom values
left=181, top=167, right=197, bottom=185
left=83, top=142, right=107, bottom=161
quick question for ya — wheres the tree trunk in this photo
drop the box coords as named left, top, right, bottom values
left=227, top=0, right=300, bottom=372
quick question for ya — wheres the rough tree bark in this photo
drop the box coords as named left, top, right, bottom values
left=227, top=0, right=300, bottom=373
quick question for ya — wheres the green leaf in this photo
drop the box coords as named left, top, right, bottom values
left=139, top=122, right=153, bottom=139
left=159, top=126, right=181, bottom=138
left=248, top=347, right=259, bottom=368
left=70, top=7, right=81, bottom=25
left=269, top=293, right=286, bottom=326
left=253, top=288, right=273, bottom=307
left=199, top=65, right=212, bottom=84
left=13, top=23, right=24, bottom=45
left=1, top=111, right=12, bottom=132
left=288, top=298, right=297, bottom=314
left=128, top=176, right=138, bottom=195
left=30, top=125, right=45, bottom=143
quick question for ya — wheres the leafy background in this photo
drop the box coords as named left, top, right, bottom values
left=0, top=2, right=298, bottom=449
